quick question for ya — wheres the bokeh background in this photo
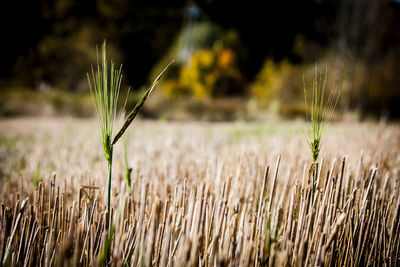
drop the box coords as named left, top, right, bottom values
left=1, top=0, right=400, bottom=120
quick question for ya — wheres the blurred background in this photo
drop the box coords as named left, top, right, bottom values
left=1, top=0, right=400, bottom=121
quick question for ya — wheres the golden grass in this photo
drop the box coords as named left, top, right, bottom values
left=0, top=118, right=399, bottom=266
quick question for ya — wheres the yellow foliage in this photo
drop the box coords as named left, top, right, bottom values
left=251, top=59, right=296, bottom=106
left=193, top=50, right=214, bottom=68
left=218, top=49, right=235, bottom=68
left=164, top=47, right=243, bottom=98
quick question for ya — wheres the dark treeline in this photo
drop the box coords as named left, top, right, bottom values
left=1, top=0, right=400, bottom=118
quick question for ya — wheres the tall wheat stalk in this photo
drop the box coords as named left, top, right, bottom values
left=87, top=40, right=173, bottom=229
left=303, top=67, right=340, bottom=204
left=87, top=41, right=121, bottom=228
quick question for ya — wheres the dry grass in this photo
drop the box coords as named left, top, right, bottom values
left=0, top=117, right=399, bottom=266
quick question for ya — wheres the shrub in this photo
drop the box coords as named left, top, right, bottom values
left=164, top=46, right=244, bottom=98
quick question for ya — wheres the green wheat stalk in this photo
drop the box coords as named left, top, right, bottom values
left=111, top=60, right=173, bottom=145
left=303, top=67, right=340, bottom=204
left=87, top=40, right=173, bottom=229
left=123, top=136, right=132, bottom=191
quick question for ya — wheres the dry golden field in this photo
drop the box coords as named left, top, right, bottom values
left=0, top=117, right=399, bottom=266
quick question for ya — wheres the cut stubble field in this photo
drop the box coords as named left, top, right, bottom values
left=0, top=117, right=399, bottom=266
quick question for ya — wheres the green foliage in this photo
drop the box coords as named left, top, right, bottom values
left=0, top=134, right=16, bottom=150
left=112, top=61, right=173, bottom=145
left=87, top=40, right=122, bottom=164
left=303, top=67, right=340, bottom=204
left=88, top=40, right=172, bottom=229
left=99, top=225, right=114, bottom=266
left=19, top=156, right=26, bottom=171
left=87, top=40, right=123, bottom=230
left=33, top=168, right=41, bottom=187
left=303, top=67, right=340, bottom=163
left=123, top=138, right=132, bottom=191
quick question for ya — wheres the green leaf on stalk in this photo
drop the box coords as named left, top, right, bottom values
left=112, top=60, right=174, bottom=145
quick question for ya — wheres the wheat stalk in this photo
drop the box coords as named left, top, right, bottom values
left=304, top=66, right=340, bottom=203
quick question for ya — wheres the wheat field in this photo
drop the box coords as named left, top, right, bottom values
left=0, top=117, right=399, bottom=266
